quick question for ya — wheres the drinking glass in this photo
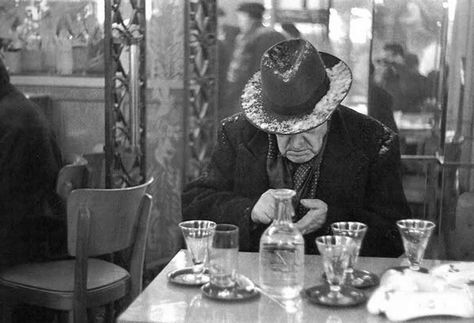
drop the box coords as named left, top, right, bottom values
left=396, top=219, right=435, bottom=272
left=209, top=224, right=239, bottom=290
left=331, top=222, right=378, bottom=288
left=179, top=220, right=216, bottom=283
left=304, top=235, right=365, bottom=306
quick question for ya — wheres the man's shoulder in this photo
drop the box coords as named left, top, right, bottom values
left=336, top=105, right=397, bottom=153
left=220, top=112, right=260, bottom=141
left=0, top=86, right=46, bottom=130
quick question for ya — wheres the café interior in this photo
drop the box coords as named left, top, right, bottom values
left=1, top=0, right=474, bottom=322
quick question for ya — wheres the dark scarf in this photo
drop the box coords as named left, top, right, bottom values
left=266, top=130, right=328, bottom=221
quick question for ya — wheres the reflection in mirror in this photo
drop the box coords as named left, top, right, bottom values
left=371, top=0, right=446, bottom=158
left=370, top=0, right=452, bottom=222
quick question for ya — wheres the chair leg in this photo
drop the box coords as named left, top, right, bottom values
left=1, top=303, right=13, bottom=323
left=104, top=303, right=114, bottom=323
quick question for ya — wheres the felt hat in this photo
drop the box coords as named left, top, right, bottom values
left=241, top=38, right=352, bottom=134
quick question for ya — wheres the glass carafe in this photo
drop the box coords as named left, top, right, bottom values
left=259, top=189, right=305, bottom=301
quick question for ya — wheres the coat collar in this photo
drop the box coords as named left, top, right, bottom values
left=324, top=106, right=359, bottom=160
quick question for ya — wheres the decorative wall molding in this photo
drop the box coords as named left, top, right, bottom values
left=104, top=0, right=147, bottom=188
left=183, top=0, right=219, bottom=184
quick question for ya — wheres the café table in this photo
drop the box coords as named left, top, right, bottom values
left=118, top=250, right=472, bottom=323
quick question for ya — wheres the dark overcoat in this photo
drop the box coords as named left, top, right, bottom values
left=0, top=65, right=63, bottom=268
left=182, top=106, right=410, bottom=256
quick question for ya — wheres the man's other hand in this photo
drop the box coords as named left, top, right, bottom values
left=295, top=199, right=328, bottom=235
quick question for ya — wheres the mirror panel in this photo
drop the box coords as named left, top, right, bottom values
left=371, top=0, right=446, bottom=157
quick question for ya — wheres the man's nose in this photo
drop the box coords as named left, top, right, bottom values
left=290, top=134, right=305, bottom=149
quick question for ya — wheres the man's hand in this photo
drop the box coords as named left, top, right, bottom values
left=295, top=199, right=328, bottom=235
left=251, top=189, right=277, bottom=224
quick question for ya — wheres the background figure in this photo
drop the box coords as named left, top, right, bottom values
left=224, top=2, right=286, bottom=118
left=0, top=56, right=64, bottom=270
left=217, top=7, right=238, bottom=121
left=368, top=63, right=398, bottom=133
left=374, top=43, right=431, bottom=113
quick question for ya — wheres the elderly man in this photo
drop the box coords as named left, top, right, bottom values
left=183, top=39, right=410, bottom=256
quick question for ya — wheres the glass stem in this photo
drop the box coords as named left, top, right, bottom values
left=345, top=267, right=354, bottom=283
left=329, top=284, right=341, bottom=296
left=409, top=263, right=420, bottom=271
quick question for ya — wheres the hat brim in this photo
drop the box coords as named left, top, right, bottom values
left=241, top=52, right=352, bottom=135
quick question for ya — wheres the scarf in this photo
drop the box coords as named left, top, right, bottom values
left=266, top=131, right=328, bottom=221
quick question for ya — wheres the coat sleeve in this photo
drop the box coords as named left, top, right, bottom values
left=356, top=132, right=410, bottom=257
left=182, top=122, right=260, bottom=251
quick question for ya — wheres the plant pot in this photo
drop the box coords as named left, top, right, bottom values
left=3, top=51, right=22, bottom=74
left=56, top=50, right=73, bottom=75
left=42, top=46, right=57, bottom=74
left=73, top=46, right=88, bottom=74
left=22, top=49, right=43, bottom=73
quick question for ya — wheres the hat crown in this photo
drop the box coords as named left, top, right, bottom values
left=260, top=39, right=329, bottom=114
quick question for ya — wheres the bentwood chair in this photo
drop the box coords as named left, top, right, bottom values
left=0, top=178, right=154, bottom=323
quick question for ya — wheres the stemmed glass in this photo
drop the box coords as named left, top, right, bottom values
left=179, top=220, right=217, bottom=284
left=304, top=236, right=365, bottom=306
left=396, top=219, right=435, bottom=272
left=331, top=222, right=379, bottom=288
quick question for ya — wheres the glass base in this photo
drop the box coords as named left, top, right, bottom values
left=303, top=285, right=366, bottom=307
left=167, top=267, right=210, bottom=286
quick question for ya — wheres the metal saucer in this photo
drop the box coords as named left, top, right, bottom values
left=323, top=269, right=380, bottom=289
left=303, top=284, right=366, bottom=307
left=201, top=275, right=260, bottom=301
left=167, top=267, right=210, bottom=286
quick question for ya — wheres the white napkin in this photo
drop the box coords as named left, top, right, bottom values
left=367, top=269, right=474, bottom=322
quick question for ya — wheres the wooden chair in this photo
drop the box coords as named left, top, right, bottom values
left=0, top=178, right=154, bottom=323
left=56, top=163, right=89, bottom=202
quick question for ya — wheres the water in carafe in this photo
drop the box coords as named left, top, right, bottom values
left=259, top=189, right=305, bottom=300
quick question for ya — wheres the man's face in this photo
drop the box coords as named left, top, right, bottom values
left=382, top=49, right=404, bottom=65
left=236, top=12, right=254, bottom=33
left=276, top=122, right=328, bottom=163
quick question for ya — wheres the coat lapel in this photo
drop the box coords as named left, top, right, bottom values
left=235, top=129, right=269, bottom=196
left=318, top=109, right=369, bottom=204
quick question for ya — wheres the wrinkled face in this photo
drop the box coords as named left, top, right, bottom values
left=276, top=122, right=328, bottom=163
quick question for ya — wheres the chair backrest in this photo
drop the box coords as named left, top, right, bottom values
left=66, top=177, right=153, bottom=257
left=56, top=163, right=89, bottom=201
left=82, top=152, right=105, bottom=188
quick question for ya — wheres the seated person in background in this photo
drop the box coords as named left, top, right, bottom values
left=183, top=39, right=410, bottom=256
left=368, top=63, right=398, bottom=133
left=374, top=43, right=430, bottom=113
left=0, top=56, right=64, bottom=270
